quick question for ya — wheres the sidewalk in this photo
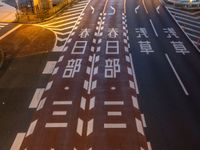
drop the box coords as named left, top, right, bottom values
left=0, top=1, right=16, bottom=22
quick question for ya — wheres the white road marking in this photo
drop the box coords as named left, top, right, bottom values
left=53, top=101, right=72, bottom=105
left=87, top=119, right=94, bottom=136
left=0, top=25, right=22, bottom=41
left=147, top=142, right=152, bottom=150
left=42, top=61, right=57, bottom=74
left=10, top=133, right=25, bottom=150
left=129, top=80, right=135, bottom=89
left=107, top=111, right=122, bottom=116
left=89, top=97, right=95, bottom=110
left=156, top=5, right=160, bottom=14
left=104, top=101, right=124, bottom=105
left=132, top=96, right=139, bottom=109
left=124, top=0, right=127, bottom=14
left=142, top=0, right=148, bottom=14
left=135, top=5, right=140, bottom=14
left=165, top=54, right=189, bottom=95
left=71, top=41, right=87, bottom=54
left=36, top=98, right=46, bottom=111
left=109, top=6, right=116, bottom=15
left=149, top=19, right=158, bottom=37
left=104, top=123, right=127, bottom=128
left=29, top=88, right=44, bottom=108
left=52, top=67, right=59, bottom=75
left=77, top=118, right=83, bottom=136
left=45, top=81, right=53, bottom=91
left=141, top=114, right=147, bottom=127
left=80, top=97, right=86, bottom=110
left=135, top=118, right=144, bottom=135
left=52, top=111, right=67, bottom=116
left=26, top=120, right=38, bottom=137
left=106, top=41, right=119, bottom=54
left=45, top=123, right=68, bottom=128
left=90, top=6, right=95, bottom=14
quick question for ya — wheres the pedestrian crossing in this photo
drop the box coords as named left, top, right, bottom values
left=0, top=23, right=8, bottom=30
left=39, top=0, right=89, bottom=52
left=166, top=7, right=200, bottom=49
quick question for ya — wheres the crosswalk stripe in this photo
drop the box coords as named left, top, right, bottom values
left=182, top=26, right=200, bottom=34
left=174, top=15, right=200, bottom=25
left=67, top=5, right=86, bottom=11
left=61, top=8, right=82, bottom=15
left=168, top=7, right=200, bottom=16
left=178, top=20, right=200, bottom=29
left=170, top=10, right=200, bottom=20
left=44, top=20, right=77, bottom=28
left=61, top=11, right=82, bottom=17
left=48, top=26, right=74, bottom=31
left=185, top=32, right=200, bottom=39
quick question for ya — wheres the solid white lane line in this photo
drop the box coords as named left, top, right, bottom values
left=26, top=120, right=38, bottom=137
left=52, top=111, right=67, bottom=116
left=165, top=54, right=189, bottom=96
left=124, top=0, right=127, bottom=14
left=87, top=119, right=94, bottom=136
left=129, top=54, right=139, bottom=94
left=141, top=114, right=147, bottom=127
left=103, top=0, right=109, bottom=13
left=45, top=123, right=68, bottom=128
left=149, top=19, right=158, bottom=37
left=135, top=118, right=144, bottom=135
left=42, top=61, right=57, bottom=74
left=77, top=118, right=83, bottom=136
left=132, top=96, right=139, bottom=109
left=104, top=101, right=124, bottom=105
left=36, top=98, right=46, bottom=111
left=107, top=111, right=122, bottom=116
left=29, top=88, right=44, bottom=108
left=53, top=101, right=72, bottom=105
left=104, top=123, right=127, bottom=128
left=0, top=25, right=22, bottom=41
left=142, top=0, right=148, bottom=14
left=10, top=133, right=26, bottom=150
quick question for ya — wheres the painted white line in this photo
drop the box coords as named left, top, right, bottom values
left=88, top=54, right=96, bottom=94
left=29, top=88, right=44, bottom=108
left=129, top=54, right=139, bottom=94
left=147, top=142, right=152, bottom=150
left=141, top=114, right=147, bottom=127
left=142, top=0, right=148, bottom=14
left=129, top=80, right=135, bottom=89
left=0, top=25, right=22, bottom=41
left=107, top=111, right=122, bottom=116
left=36, top=98, right=46, bottom=111
left=174, top=14, right=200, bottom=25
left=165, top=54, right=189, bottom=95
left=135, top=118, right=144, bottom=135
left=89, top=97, right=95, bottom=110
left=45, top=81, right=53, bottom=91
left=177, top=20, right=200, bottom=29
left=53, top=101, right=72, bottom=105
left=52, top=67, right=59, bottom=75
left=44, top=20, right=77, bottom=28
left=42, top=61, right=57, bottom=74
left=124, top=0, right=127, bottom=14
left=10, top=133, right=25, bottom=150
left=104, top=101, right=124, bottom=105
left=104, top=123, right=127, bottom=128
left=149, top=19, right=158, bottom=37
left=87, top=119, right=94, bottom=136
left=80, top=97, right=86, bottom=110
left=135, top=5, right=140, bottom=14
left=52, top=111, right=67, bottom=116
left=103, top=0, right=109, bottom=13
left=45, top=123, right=68, bottom=128
left=132, top=96, right=139, bottom=109
left=26, top=120, right=38, bottom=137
left=170, top=10, right=200, bottom=20
left=77, top=118, right=83, bottom=136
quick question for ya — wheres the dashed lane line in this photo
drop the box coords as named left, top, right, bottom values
left=10, top=133, right=26, bottom=150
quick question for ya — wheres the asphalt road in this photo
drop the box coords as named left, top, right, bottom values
left=1, top=0, right=200, bottom=149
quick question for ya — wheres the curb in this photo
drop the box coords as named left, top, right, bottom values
left=0, top=49, right=4, bottom=69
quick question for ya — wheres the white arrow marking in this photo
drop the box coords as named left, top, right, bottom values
left=90, top=6, right=95, bottom=14
left=135, top=5, right=140, bottom=14
left=109, top=6, right=116, bottom=15
left=156, top=5, right=160, bottom=14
